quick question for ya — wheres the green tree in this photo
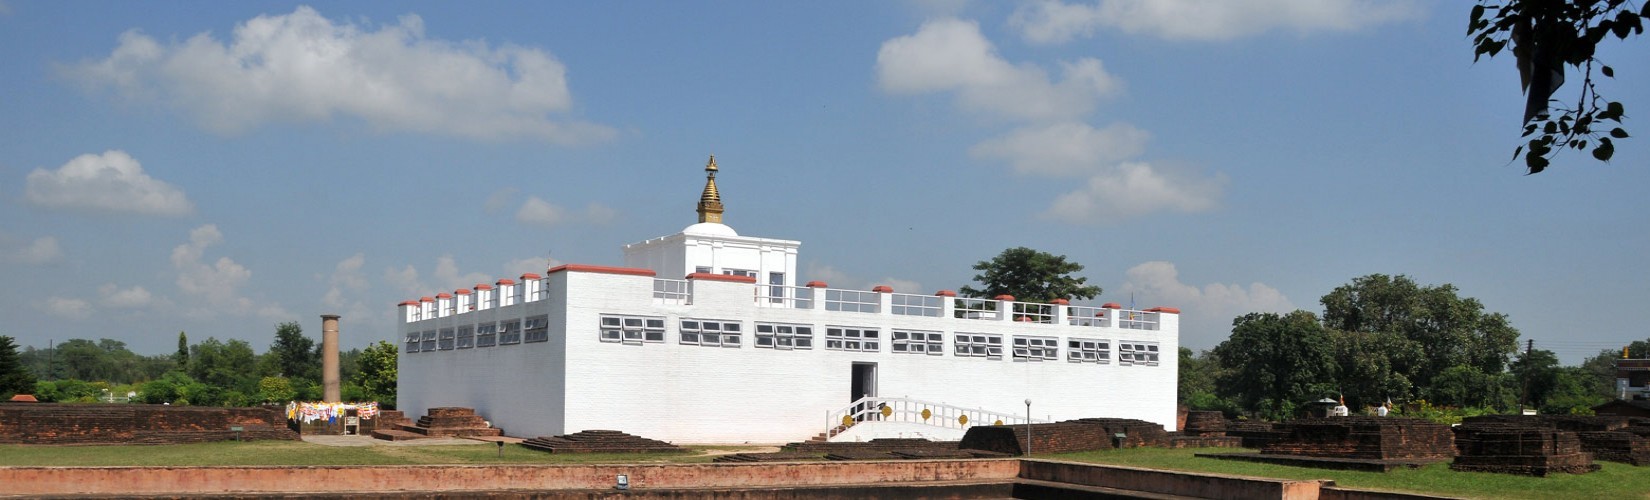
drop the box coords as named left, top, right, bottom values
left=1212, top=311, right=1337, bottom=420
left=1470, top=0, right=1646, bottom=172
left=269, top=322, right=318, bottom=381
left=255, top=376, right=297, bottom=404
left=0, top=336, right=37, bottom=399
left=1430, top=365, right=1516, bottom=409
left=173, top=331, right=189, bottom=371
left=1179, top=347, right=1238, bottom=416
left=353, top=340, right=398, bottom=408
left=1329, top=330, right=1419, bottom=409
left=1320, top=274, right=1521, bottom=398
left=188, top=338, right=258, bottom=395
left=959, top=247, right=1101, bottom=302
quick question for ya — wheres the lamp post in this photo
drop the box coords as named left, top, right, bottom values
left=1024, top=398, right=1032, bottom=456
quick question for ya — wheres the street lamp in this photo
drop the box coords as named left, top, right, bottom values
left=1024, top=398, right=1032, bottom=456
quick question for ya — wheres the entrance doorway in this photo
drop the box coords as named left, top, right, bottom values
left=850, top=362, right=877, bottom=402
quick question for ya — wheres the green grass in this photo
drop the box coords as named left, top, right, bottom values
left=1046, top=447, right=1650, bottom=500
left=0, top=441, right=715, bottom=467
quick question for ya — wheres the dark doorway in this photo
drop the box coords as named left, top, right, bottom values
left=851, top=362, right=877, bottom=402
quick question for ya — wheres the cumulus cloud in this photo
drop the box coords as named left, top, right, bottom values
left=1119, top=261, right=1295, bottom=347
left=515, top=197, right=617, bottom=228
left=41, top=297, right=92, bottom=319
left=24, top=150, right=193, bottom=216
left=66, top=6, right=613, bottom=144
left=1043, top=162, right=1225, bottom=223
left=386, top=254, right=566, bottom=299
left=385, top=264, right=424, bottom=297
left=5, top=236, right=65, bottom=265
left=504, top=256, right=561, bottom=277
left=322, top=253, right=368, bottom=309
left=1010, top=0, right=1424, bottom=43
left=969, top=122, right=1149, bottom=176
left=170, top=224, right=287, bottom=319
left=876, top=18, right=1121, bottom=122
left=98, top=284, right=162, bottom=309
left=876, top=278, right=926, bottom=295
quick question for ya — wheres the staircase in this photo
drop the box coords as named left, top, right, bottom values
left=371, top=407, right=500, bottom=441
left=822, top=396, right=1044, bottom=441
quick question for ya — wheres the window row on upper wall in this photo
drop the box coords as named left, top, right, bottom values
left=589, top=314, right=1161, bottom=366
left=404, top=315, right=547, bottom=353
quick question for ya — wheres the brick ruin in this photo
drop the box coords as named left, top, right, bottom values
left=1259, top=417, right=1455, bottom=461
left=958, top=418, right=1171, bottom=456
left=370, top=407, right=500, bottom=441
left=0, top=402, right=297, bottom=445
left=1454, top=415, right=1650, bottom=469
left=1224, top=419, right=1289, bottom=448
left=1452, top=423, right=1599, bottom=476
left=521, top=430, right=683, bottom=454
left=1169, top=411, right=1242, bottom=448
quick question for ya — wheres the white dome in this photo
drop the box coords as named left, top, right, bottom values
left=682, top=222, right=738, bottom=237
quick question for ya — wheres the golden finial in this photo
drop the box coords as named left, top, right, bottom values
left=696, top=154, right=724, bottom=223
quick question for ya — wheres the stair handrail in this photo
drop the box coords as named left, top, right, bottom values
left=823, top=396, right=1046, bottom=440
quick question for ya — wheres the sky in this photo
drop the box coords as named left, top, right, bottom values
left=1, top=1, right=1645, bottom=364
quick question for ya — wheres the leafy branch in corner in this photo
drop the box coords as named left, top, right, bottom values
left=1470, top=0, right=1644, bottom=173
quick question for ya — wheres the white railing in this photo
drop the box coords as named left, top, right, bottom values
left=653, top=278, right=690, bottom=305
left=953, top=297, right=1000, bottom=320
left=1118, top=309, right=1160, bottom=330
left=890, top=293, right=941, bottom=317
left=824, top=396, right=1045, bottom=440
left=1065, top=305, right=1111, bottom=328
left=824, top=288, right=879, bottom=313
left=1008, top=302, right=1055, bottom=324
left=756, top=284, right=814, bottom=309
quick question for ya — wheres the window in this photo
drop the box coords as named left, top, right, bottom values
left=1066, top=338, right=1110, bottom=364
left=892, top=330, right=944, bottom=355
left=1119, top=341, right=1160, bottom=366
left=498, top=319, right=522, bottom=345
left=695, top=266, right=712, bottom=274
left=825, top=289, right=879, bottom=313
left=524, top=315, right=550, bottom=343
left=404, top=332, right=421, bottom=353
left=891, top=294, right=941, bottom=317
left=825, top=327, right=879, bottom=352
left=680, top=319, right=742, bottom=347
left=420, top=330, right=436, bottom=352
left=475, top=323, right=497, bottom=347
left=755, top=323, right=813, bottom=350
left=1013, top=336, right=1057, bottom=361
left=600, top=315, right=666, bottom=344
left=723, top=268, right=756, bottom=278
left=456, top=325, right=474, bottom=349
left=768, top=272, right=786, bottom=304
left=954, top=333, right=1003, bottom=359
left=437, top=328, right=456, bottom=351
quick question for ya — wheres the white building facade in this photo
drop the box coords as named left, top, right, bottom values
left=397, top=157, right=1180, bottom=444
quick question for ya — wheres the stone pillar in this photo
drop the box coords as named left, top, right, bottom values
left=321, top=314, right=341, bottom=403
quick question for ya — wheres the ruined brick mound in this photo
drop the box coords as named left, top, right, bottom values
left=712, top=451, right=825, bottom=463
left=0, top=403, right=297, bottom=445
left=1577, top=431, right=1650, bottom=465
left=1451, top=423, right=1599, bottom=476
left=520, top=430, right=682, bottom=454
left=1261, top=417, right=1454, bottom=461
left=376, top=407, right=501, bottom=440
left=1462, top=415, right=1648, bottom=466
left=1225, top=420, right=1289, bottom=448
left=1169, top=435, right=1244, bottom=448
left=958, top=418, right=1168, bottom=456
left=1183, top=411, right=1227, bottom=437
left=1464, top=414, right=1628, bottom=432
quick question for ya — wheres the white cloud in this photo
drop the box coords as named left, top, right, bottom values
left=433, top=255, right=492, bottom=292
left=969, top=121, right=1149, bottom=176
left=322, top=253, right=368, bottom=309
left=97, top=284, right=161, bottom=309
left=1043, top=162, right=1224, bottom=223
left=24, top=150, right=193, bottom=216
left=1010, top=0, right=1424, bottom=43
left=67, top=6, right=614, bottom=144
left=504, top=256, right=561, bottom=277
left=876, top=18, right=1121, bottom=122
left=1120, top=261, right=1295, bottom=348
left=41, top=297, right=92, bottom=319
left=384, top=264, right=424, bottom=297
left=6, top=236, right=65, bottom=265
left=515, top=197, right=617, bottom=228
left=484, top=188, right=519, bottom=213
left=876, top=278, right=926, bottom=295
left=169, top=224, right=287, bottom=319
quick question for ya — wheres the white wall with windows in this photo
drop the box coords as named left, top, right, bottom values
left=621, top=223, right=799, bottom=287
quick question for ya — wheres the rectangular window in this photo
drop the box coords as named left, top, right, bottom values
left=768, top=272, right=785, bottom=304
left=890, top=294, right=942, bottom=317
left=420, top=330, right=436, bottom=352
left=498, top=319, right=522, bottom=345
left=1012, top=336, right=1057, bottom=361
left=437, top=328, right=456, bottom=351
left=723, top=268, right=756, bottom=278
left=1066, top=338, right=1110, bottom=364
left=600, top=314, right=666, bottom=344
left=892, top=330, right=944, bottom=355
left=404, top=332, right=421, bottom=353
left=954, top=333, right=1003, bottom=359
left=695, top=266, right=712, bottom=274
left=681, top=319, right=742, bottom=348
left=755, top=323, right=813, bottom=350
left=825, top=289, right=880, bottom=313
left=475, top=323, right=497, bottom=347
left=456, top=325, right=474, bottom=349
left=825, top=327, right=879, bottom=352
left=523, top=315, right=550, bottom=343
left=1118, top=341, right=1160, bottom=366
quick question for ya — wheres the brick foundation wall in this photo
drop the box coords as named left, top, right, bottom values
left=1261, top=417, right=1454, bottom=461
left=0, top=403, right=298, bottom=445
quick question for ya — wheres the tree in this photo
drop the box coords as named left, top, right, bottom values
left=255, top=376, right=297, bottom=404
left=1470, top=1, right=1646, bottom=172
left=959, top=247, right=1101, bottom=302
left=173, top=331, right=189, bottom=371
left=1320, top=274, right=1521, bottom=396
left=0, top=336, right=37, bottom=399
left=1330, top=330, right=1418, bottom=409
left=353, top=340, right=398, bottom=408
left=188, top=338, right=258, bottom=395
left=269, top=322, right=318, bottom=381
left=1212, top=311, right=1337, bottom=420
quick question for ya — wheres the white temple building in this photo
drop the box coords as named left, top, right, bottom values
left=397, top=157, right=1180, bottom=444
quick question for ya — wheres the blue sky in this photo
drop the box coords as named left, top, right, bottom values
left=1, top=1, right=1645, bottom=364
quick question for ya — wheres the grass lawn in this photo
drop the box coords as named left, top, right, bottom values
left=1046, top=447, right=1650, bottom=500
left=0, top=440, right=716, bottom=467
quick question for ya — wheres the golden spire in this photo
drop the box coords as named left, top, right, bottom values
left=696, top=155, right=724, bottom=223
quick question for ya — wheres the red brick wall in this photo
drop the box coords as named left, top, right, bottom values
left=0, top=403, right=297, bottom=445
